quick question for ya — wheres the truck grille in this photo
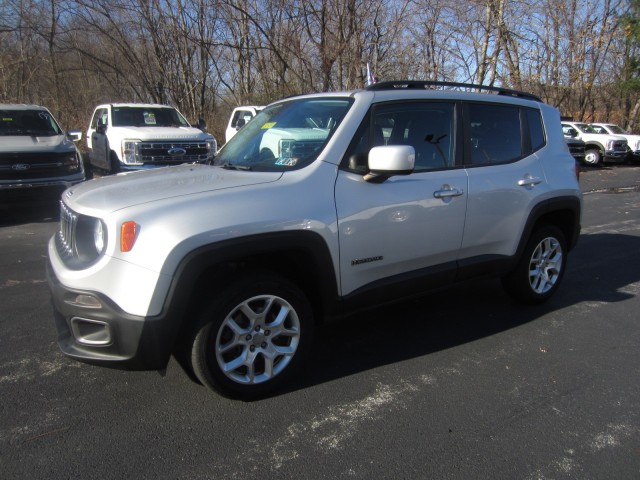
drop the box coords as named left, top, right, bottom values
left=138, top=141, right=209, bottom=164
left=567, top=142, right=585, bottom=160
left=0, top=151, right=79, bottom=180
left=289, top=140, right=324, bottom=158
left=611, top=141, right=627, bottom=152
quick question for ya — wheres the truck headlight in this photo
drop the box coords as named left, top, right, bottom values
left=279, top=139, right=295, bottom=158
left=206, top=139, right=217, bottom=157
left=122, top=140, right=141, bottom=164
left=63, top=150, right=82, bottom=172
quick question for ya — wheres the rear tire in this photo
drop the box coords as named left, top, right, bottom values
left=189, top=272, right=314, bottom=399
left=502, top=225, right=567, bottom=304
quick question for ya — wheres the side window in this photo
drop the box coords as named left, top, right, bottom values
left=342, top=101, right=456, bottom=173
left=468, top=103, right=522, bottom=165
left=526, top=107, right=545, bottom=151
left=91, top=108, right=108, bottom=129
left=90, top=110, right=100, bottom=129
left=232, top=110, right=253, bottom=128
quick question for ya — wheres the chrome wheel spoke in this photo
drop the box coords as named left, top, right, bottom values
left=528, top=236, right=562, bottom=294
left=215, top=293, right=301, bottom=385
left=222, top=353, right=247, bottom=374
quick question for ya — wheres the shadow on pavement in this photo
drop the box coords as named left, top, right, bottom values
left=0, top=191, right=62, bottom=227
left=277, top=231, right=640, bottom=396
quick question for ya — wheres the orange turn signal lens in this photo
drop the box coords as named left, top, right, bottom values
left=120, top=221, right=138, bottom=252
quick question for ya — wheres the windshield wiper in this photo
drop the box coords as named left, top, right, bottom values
left=220, top=162, right=252, bottom=171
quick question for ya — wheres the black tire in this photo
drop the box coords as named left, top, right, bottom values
left=108, top=150, right=120, bottom=174
left=583, top=148, right=601, bottom=166
left=189, top=272, right=314, bottom=399
left=82, top=153, right=94, bottom=180
left=502, top=225, right=567, bottom=304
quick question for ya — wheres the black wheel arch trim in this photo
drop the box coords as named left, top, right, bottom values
left=159, top=230, right=341, bottom=331
left=516, top=196, right=581, bottom=257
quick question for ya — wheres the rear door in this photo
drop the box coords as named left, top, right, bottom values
left=459, top=102, right=547, bottom=273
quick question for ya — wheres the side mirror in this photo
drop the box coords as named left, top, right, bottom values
left=196, top=118, right=207, bottom=132
left=236, top=118, right=246, bottom=130
left=364, top=145, right=415, bottom=183
left=96, top=123, right=107, bottom=134
left=67, top=130, right=82, bottom=142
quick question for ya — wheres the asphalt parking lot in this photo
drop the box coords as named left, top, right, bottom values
left=1, top=165, right=639, bottom=479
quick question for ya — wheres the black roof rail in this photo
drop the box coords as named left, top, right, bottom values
left=365, top=80, right=541, bottom=102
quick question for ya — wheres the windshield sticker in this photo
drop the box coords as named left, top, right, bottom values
left=143, top=112, right=157, bottom=125
left=275, top=158, right=299, bottom=167
left=261, top=122, right=276, bottom=129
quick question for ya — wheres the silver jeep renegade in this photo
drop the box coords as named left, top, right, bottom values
left=47, top=81, right=582, bottom=399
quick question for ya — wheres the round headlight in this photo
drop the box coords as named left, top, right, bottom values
left=93, top=219, right=106, bottom=254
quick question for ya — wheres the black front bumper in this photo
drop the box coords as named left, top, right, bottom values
left=46, top=260, right=174, bottom=371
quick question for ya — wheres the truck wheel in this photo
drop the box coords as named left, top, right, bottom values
left=502, top=225, right=567, bottom=304
left=190, top=272, right=314, bottom=399
left=583, top=148, right=601, bottom=166
left=108, top=151, right=120, bottom=174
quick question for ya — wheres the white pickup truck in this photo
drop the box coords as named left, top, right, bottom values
left=591, top=123, right=640, bottom=163
left=86, top=103, right=217, bottom=174
left=561, top=121, right=627, bottom=166
left=225, top=106, right=264, bottom=143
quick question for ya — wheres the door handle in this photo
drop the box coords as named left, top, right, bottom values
left=518, top=175, right=542, bottom=187
left=433, top=184, right=464, bottom=199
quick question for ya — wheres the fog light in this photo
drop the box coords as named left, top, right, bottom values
left=70, top=317, right=111, bottom=345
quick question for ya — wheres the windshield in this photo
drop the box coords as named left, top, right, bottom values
left=606, top=124, right=627, bottom=134
left=112, top=107, right=190, bottom=127
left=575, top=123, right=598, bottom=134
left=214, top=97, right=353, bottom=171
left=0, top=109, right=63, bottom=136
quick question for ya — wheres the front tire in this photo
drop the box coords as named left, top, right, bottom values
left=108, top=150, right=120, bottom=174
left=583, top=148, right=601, bottom=166
left=189, top=272, right=314, bottom=399
left=502, top=225, right=567, bottom=304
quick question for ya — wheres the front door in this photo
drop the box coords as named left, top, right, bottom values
left=335, top=101, right=467, bottom=297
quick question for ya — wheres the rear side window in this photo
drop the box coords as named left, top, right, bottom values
left=525, top=107, right=545, bottom=151
left=468, top=103, right=522, bottom=165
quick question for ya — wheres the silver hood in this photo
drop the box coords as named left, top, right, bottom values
left=64, top=164, right=283, bottom=213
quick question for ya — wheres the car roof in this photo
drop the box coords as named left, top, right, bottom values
left=0, top=104, right=50, bottom=111
left=272, top=80, right=544, bottom=108
left=98, top=103, right=176, bottom=109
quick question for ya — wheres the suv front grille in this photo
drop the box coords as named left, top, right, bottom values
left=567, top=143, right=585, bottom=160
left=138, top=142, right=209, bottom=164
left=57, top=201, right=78, bottom=260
